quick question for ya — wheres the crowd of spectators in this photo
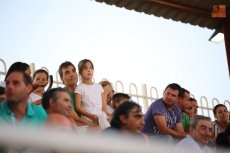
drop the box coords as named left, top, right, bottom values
left=0, top=60, right=229, bottom=153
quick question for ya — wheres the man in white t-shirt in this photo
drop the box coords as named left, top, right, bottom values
left=174, top=115, right=214, bottom=153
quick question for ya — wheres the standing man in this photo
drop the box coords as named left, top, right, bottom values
left=0, top=70, right=47, bottom=128
left=142, top=83, right=186, bottom=144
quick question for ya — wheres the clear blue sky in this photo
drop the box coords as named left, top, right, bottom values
left=0, top=0, right=229, bottom=118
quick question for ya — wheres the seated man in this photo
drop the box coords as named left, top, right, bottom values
left=99, top=81, right=114, bottom=114
left=42, top=88, right=101, bottom=134
left=103, top=101, right=148, bottom=143
left=142, top=83, right=186, bottom=145
left=0, top=86, right=6, bottom=102
left=177, top=88, right=194, bottom=132
left=0, top=70, right=47, bottom=128
left=42, top=88, right=76, bottom=126
left=58, top=61, right=99, bottom=127
left=112, top=93, right=130, bottom=110
left=22, top=113, right=73, bottom=153
left=174, top=115, right=214, bottom=153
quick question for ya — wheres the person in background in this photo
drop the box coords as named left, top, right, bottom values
left=177, top=88, right=194, bottom=132
left=190, top=97, right=198, bottom=118
left=212, top=104, right=229, bottom=143
left=31, top=69, right=49, bottom=105
left=99, top=81, right=114, bottom=114
left=112, top=93, right=130, bottom=110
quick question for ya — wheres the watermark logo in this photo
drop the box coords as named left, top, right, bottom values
left=212, top=5, right=226, bottom=18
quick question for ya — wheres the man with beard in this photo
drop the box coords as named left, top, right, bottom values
left=0, top=70, right=47, bottom=128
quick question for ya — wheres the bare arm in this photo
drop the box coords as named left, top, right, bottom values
left=175, top=122, right=186, bottom=134
left=75, top=93, right=98, bottom=122
left=154, top=114, right=187, bottom=139
left=102, top=93, right=107, bottom=113
left=69, top=110, right=98, bottom=126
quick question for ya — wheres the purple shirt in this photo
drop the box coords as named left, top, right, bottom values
left=142, top=98, right=182, bottom=136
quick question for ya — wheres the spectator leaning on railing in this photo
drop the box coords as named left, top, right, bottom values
left=142, top=83, right=187, bottom=146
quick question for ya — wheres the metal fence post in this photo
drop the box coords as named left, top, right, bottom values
left=141, top=84, right=148, bottom=113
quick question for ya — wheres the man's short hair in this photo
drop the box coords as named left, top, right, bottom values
left=58, top=61, right=76, bottom=78
left=5, top=62, right=30, bottom=81
left=112, top=93, right=130, bottom=104
left=190, top=97, right=197, bottom=102
left=42, top=87, right=67, bottom=110
left=6, top=70, right=32, bottom=86
left=110, top=101, right=141, bottom=129
left=180, top=88, right=190, bottom=98
left=0, top=86, right=5, bottom=95
left=164, top=83, right=182, bottom=97
left=190, top=115, right=211, bottom=128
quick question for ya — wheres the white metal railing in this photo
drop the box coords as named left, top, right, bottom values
left=0, top=58, right=229, bottom=119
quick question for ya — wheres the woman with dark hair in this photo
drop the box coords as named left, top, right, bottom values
left=212, top=104, right=229, bottom=143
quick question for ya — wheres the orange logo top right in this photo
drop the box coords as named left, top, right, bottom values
left=212, top=5, right=226, bottom=18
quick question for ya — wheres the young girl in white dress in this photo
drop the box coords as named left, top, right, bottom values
left=74, top=59, right=107, bottom=123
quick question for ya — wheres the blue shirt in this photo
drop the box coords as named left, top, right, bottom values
left=0, top=101, right=47, bottom=128
left=141, top=98, right=182, bottom=136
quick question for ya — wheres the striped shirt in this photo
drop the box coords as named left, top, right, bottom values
left=212, top=120, right=224, bottom=137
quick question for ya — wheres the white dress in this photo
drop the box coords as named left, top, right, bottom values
left=74, top=83, right=104, bottom=121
